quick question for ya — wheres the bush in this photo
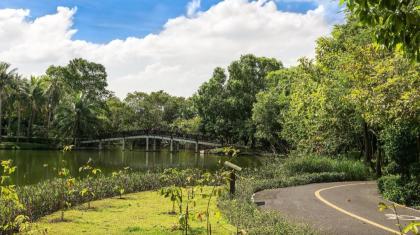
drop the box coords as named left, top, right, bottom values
left=283, top=155, right=369, bottom=180
left=377, top=175, right=420, bottom=208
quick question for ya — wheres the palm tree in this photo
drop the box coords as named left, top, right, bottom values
left=13, top=77, right=30, bottom=138
left=27, top=76, right=45, bottom=137
left=0, top=62, right=17, bottom=139
left=55, top=92, right=103, bottom=144
left=42, top=74, right=65, bottom=136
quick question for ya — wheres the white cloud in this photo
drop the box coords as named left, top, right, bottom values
left=187, top=0, right=201, bottom=17
left=0, top=0, right=334, bottom=98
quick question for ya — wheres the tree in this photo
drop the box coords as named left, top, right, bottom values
left=343, top=0, right=420, bottom=60
left=252, top=69, right=296, bottom=153
left=54, top=58, right=109, bottom=100
left=55, top=92, right=105, bottom=143
left=26, top=76, right=45, bottom=137
left=0, top=62, right=17, bottom=139
left=12, top=78, right=29, bottom=138
left=226, top=54, right=283, bottom=146
left=193, top=67, right=231, bottom=142
left=43, top=67, right=67, bottom=135
left=194, top=55, right=282, bottom=145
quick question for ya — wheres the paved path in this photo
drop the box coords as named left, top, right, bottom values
left=253, top=181, right=420, bottom=235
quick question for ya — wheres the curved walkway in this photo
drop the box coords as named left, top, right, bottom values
left=253, top=181, right=420, bottom=235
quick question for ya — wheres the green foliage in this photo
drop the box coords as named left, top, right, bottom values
left=283, top=155, right=369, bottom=180
left=57, top=166, right=76, bottom=221
left=222, top=146, right=240, bottom=157
left=343, top=0, right=419, bottom=61
left=111, top=167, right=131, bottom=199
left=378, top=202, right=419, bottom=234
left=381, top=122, right=419, bottom=179
left=159, top=169, right=230, bottom=234
left=252, top=69, right=295, bottom=153
left=0, top=160, right=29, bottom=234
left=78, top=158, right=102, bottom=209
left=377, top=175, right=420, bottom=207
left=194, top=54, right=282, bottom=144
left=124, top=90, right=193, bottom=131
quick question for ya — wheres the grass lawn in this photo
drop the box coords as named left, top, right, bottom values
left=29, top=187, right=236, bottom=235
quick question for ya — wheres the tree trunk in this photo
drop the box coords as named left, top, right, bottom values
left=47, top=106, right=52, bottom=136
left=0, top=94, right=2, bottom=140
left=270, top=142, right=277, bottom=155
left=17, top=104, right=21, bottom=142
left=363, top=121, right=372, bottom=165
left=27, top=106, right=35, bottom=137
left=376, top=147, right=382, bottom=177
left=7, top=113, right=12, bottom=136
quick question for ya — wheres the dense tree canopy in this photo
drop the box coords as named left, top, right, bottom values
left=343, top=0, right=420, bottom=60
left=193, top=54, right=282, bottom=144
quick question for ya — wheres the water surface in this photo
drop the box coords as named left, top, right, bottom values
left=0, top=149, right=261, bottom=185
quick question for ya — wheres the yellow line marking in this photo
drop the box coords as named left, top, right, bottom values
left=314, top=182, right=403, bottom=235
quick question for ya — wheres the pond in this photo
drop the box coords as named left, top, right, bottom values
left=0, top=149, right=261, bottom=186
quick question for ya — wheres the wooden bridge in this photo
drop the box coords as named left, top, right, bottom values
left=80, top=130, right=222, bottom=152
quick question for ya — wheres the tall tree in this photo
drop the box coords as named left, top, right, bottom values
left=225, top=54, right=282, bottom=145
left=193, top=67, right=230, bottom=141
left=55, top=58, right=109, bottom=100
left=55, top=92, right=104, bottom=143
left=26, top=76, right=45, bottom=137
left=252, top=69, right=296, bottom=153
left=0, top=62, right=17, bottom=139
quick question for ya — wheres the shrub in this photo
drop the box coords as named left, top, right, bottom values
left=377, top=175, right=420, bottom=208
left=283, top=155, right=369, bottom=180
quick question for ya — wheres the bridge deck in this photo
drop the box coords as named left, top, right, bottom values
left=80, top=135, right=221, bottom=147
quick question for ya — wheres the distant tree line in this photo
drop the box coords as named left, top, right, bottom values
left=0, top=58, right=198, bottom=144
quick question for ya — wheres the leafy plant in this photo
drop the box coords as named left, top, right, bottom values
left=223, top=146, right=240, bottom=157
left=378, top=202, right=419, bottom=235
left=112, top=167, right=131, bottom=199
left=197, top=171, right=230, bottom=235
left=160, top=169, right=231, bottom=235
left=57, top=167, right=76, bottom=221
left=0, top=160, right=29, bottom=234
left=160, top=186, right=183, bottom=214
left=79, top=158, right=102, bottom=209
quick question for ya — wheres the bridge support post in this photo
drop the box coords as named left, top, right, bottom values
left=195, top=141, right=199, bottom=153
left=99, top=141, right=103, bottom=150
left=153, top=138, right=156, bottom=151
left=146, top=137, right=149, bottom=152
left=170, top=138, right=173, bottom=152
left=122, top=138, right=125, bottom=151
left=130, top=141, right=134, bottom=151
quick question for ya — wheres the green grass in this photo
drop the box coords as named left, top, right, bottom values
left=29, top=187, right=236, bottom=235
left=283, top=155, right=369, bottom=180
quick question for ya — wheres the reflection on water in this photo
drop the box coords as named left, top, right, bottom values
left=0, top=149, right=261, bottom=185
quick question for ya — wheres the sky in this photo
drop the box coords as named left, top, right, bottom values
left=0, top=0, right=345, bottom=97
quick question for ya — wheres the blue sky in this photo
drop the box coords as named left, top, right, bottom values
left=0, top=0, right=319, bottom=43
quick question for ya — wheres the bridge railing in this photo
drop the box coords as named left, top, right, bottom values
left=87, top=129, right=220, bottom=144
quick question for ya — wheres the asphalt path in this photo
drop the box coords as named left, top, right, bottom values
left=253, top=181, right=420, bottom=235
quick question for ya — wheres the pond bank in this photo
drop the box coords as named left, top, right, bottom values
left=0, top=142, right=52, bottom=150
